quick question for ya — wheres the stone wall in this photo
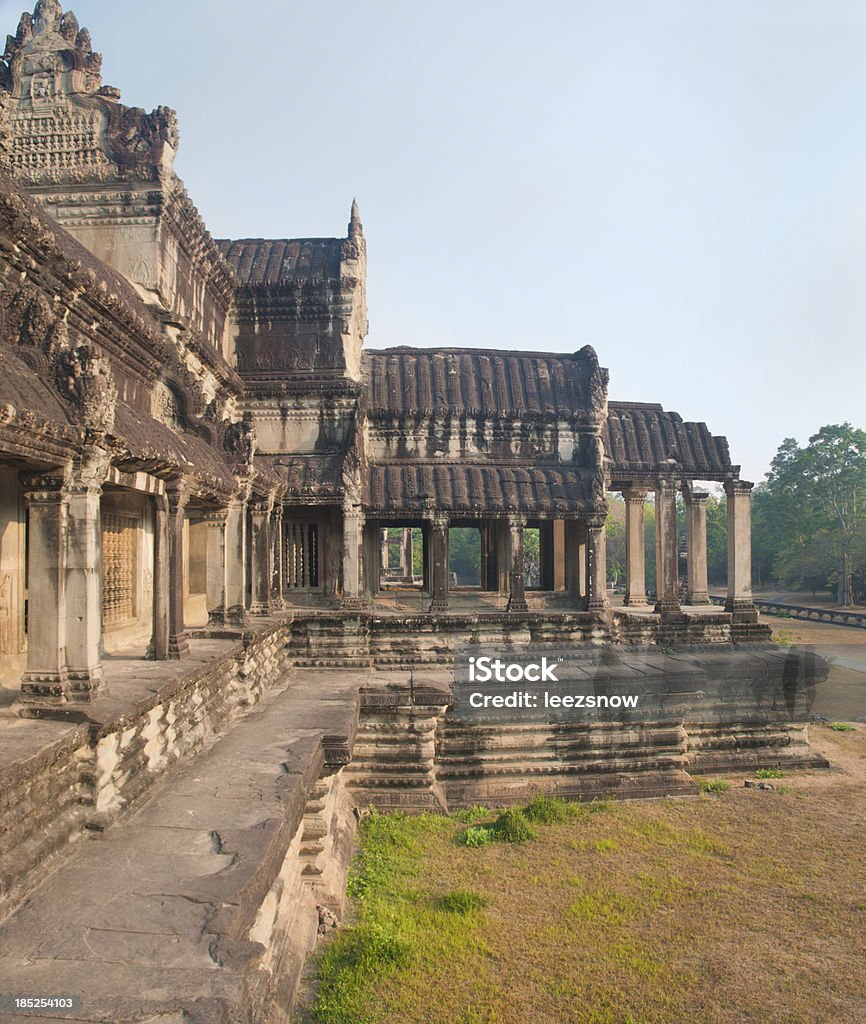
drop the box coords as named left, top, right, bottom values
left=0, top=623, right=294, bottom=921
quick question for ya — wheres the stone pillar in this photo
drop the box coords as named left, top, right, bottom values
left=428, top=515, right=449, bottom=612
left=654, top=479, right=681, bottom=617
left=204, top=510, right=228, bottom=625
left=538, top=521, right=555, bottom=591
left=480, top=523, right=491, bottom=590
left=19, top=475, right=69, bottom=701
left=167, top=485, right=190, bottom=659
left=725, top=479, right=757, bottom=621
left=272, top=504, right=285, bottom=610
left=623, top=489, right=648, bottom=606
left=341, top=507, right=365, bottom=608
left=685, top=491, right=711, bottom=605
left=401, top=527, right=413, bottom=580
left=363, top=521, right=381, bottom=595
left=552, top=519, right=567, bottom=592
left=564, top=519, right=587, bottom=607
left=379, top=527, right=389, bottom=579
left=224, top=494, right=247, bottom=625
left=507, top=516, right=528, bottom=612
left=64, top=451, right=109, bottom=697
left=249, top=499, right=273, bottom=615
left=586, top=515, right=608, bottom=612
left=149, top=493, right=170, bottom=659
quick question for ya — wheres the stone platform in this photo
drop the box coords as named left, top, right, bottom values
left=0, top=612, right=831, bottom=1022
left=0, top=663, right=362, bottom=1023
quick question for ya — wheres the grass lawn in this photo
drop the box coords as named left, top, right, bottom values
left=300, top=724, right=866, bottom=1024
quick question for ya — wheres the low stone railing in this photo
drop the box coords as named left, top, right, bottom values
left=710, top=595, right=866, bottom=628
left=0, top=622, right=295, bottom=922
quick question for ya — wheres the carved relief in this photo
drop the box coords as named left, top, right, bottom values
left=223, top=412, right=257, bottom=464
left=54, top=335, right=117, bottom=434
left=153, top=382, right=182, bottom=431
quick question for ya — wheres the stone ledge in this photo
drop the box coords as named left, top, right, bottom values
left=0, top=621, right=296, bottom=925
left=0, top=671, right=363, bottom=1023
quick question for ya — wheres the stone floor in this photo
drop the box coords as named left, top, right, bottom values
left=0, top=667, right=362, bottom=1023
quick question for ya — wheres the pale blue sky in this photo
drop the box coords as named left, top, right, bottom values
left=4, top=0, right=866, bottom=482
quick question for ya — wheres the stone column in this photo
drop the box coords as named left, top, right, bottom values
left=552, top=519, right=567, bottom=592
left=19, top=475, right=69, bottom=702
left=564, top=519, right=585, bottom=607
left=249, top=499, right=273, bottom=615
left=623, top=489, right=648, bottom=606
left=341, top=506, right=365, bottom=608
left=167, top=484, right=190, bottom=659
left=685, top=491, right=712, bottom=605
left=272, top=504, right=285, bottom=609
left=401, top=527, right=413, bottom=580
left=586, top=515, right=609, bottom=612
left=725, top=479, right=757, bottom=621
left=224, top=494, right=247, bottom=625
left=64, top=450, right=109, bottom=697
left=493, top=520, right=511, bottom=595
left=654, top=479, right=681, bottom=616
left=507, top=515, right=528, bottom=612
left=380, top=528, right=389, bottom=579
left=428, top=515, right=449, bottom=612
left=204, top=510, right=228, bottom=625
left=149, top=493, right=170, bottom=660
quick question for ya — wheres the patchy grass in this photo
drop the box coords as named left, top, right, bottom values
left=755, top=766, right=785, bottom=779
left=304, top=729, right=866, bottom=1024
left=830, top=722, right=856, bottom=731
left=694, top=776, right=730, bottom=794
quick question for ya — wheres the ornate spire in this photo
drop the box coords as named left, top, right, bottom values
left=349, top=198, right=363, bottom=241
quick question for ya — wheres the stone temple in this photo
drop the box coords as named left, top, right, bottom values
left=0, top=4, right=827, bottom=1021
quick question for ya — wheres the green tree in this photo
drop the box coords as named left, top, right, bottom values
left=753, top=424, right=866, bottom=605
left=448, top=527, right=481, bottom=586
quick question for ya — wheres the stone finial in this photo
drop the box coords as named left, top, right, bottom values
left=33, top=0, right=62, bottom=35
left=349, top=198, right=363, bottom=241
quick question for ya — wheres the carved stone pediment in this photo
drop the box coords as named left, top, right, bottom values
left=0, top=2, right=178, bottom=185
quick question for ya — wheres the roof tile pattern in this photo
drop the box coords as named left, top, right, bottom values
left=216, top=238, right=342, bottom=288
left=605, top=402, right=732, bottom=477
left=366, top=464, right=591, bottom=514
left=364, top=349, right=593, bottom=417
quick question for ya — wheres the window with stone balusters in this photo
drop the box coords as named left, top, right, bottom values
left=102, top=512, right=138, bottom=626
left=285, top=521, right=319, bottom=588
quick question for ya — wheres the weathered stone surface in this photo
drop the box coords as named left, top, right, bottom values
left=0, top=667, right=361, bottom=1023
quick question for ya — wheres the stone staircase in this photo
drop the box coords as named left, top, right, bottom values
left=289, top=614, right=372, bottom=669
